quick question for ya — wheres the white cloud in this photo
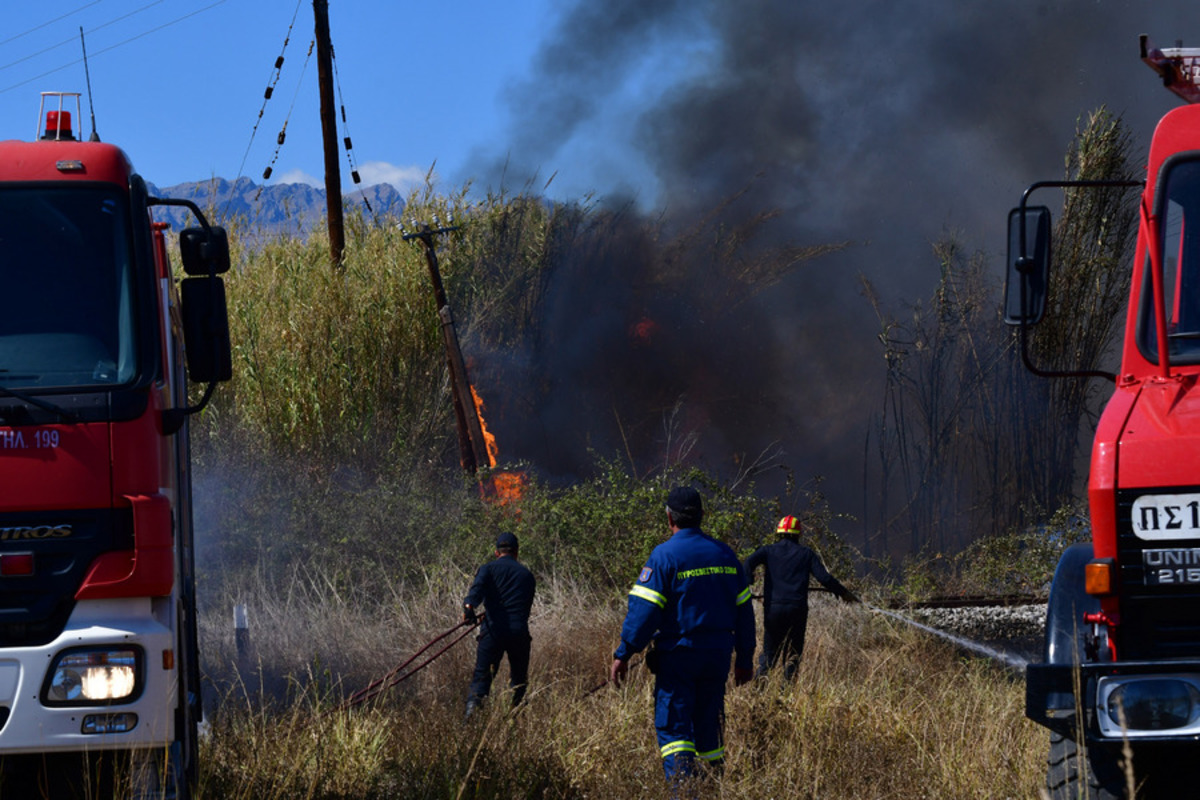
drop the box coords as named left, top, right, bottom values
left=270, top=162, right=431, bottom=194
left=271, top=169, right=323, bottom=188
left=354, top=161, right=430, bottom=194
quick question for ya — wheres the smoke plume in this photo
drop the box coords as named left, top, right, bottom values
left=466, top=0, right=1191, bottom=547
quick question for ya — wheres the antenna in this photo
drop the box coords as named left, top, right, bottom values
left=79, top=27, right=100, bottom=142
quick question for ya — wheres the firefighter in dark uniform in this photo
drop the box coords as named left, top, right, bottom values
left=610, top=487, right=755, bottom=786
left=743, top=515, right=858, bottom=679
left=463, top=531, right=536, bottom=718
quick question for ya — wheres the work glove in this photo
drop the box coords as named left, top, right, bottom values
left=462, top=605, right=476, bottom=624
left=840, top=590, right=861, bottom=604
left=734, top=667, right=753, bottom=686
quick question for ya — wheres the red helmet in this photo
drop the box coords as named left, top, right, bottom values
left=776, top=515, right=802, bottom=535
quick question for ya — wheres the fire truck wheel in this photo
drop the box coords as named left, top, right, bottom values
left=179, top=704, right=200, bottom=795
left=129, top=742, right=192, bottom=800
left=1045, top=731, right=1125, bottom=800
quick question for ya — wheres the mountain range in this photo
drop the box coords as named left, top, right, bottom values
left=145, top=177, right=406, bottom=237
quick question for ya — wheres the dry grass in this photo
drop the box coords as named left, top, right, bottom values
left=196, top=569, right=1045, bottom=799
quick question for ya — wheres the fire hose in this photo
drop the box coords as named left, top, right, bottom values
left=330, top=613, right=484, bottom=714
left=330, top=590, right=1026, bottom=713
left=585, top=653, right=645, bottom=696
left=767, top=589, right=1029, bottom=672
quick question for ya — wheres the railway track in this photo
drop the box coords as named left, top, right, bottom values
left=883, top=593, right=1047, bottom=610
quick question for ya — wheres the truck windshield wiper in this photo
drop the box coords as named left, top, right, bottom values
left=1168, top=330, right=1200, bottom=340
left=0, top=382, right=76, bottom=423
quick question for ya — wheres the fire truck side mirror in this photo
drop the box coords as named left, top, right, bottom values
left=179, top=226, right=231, bottom=276
left=1004, top=205, right=1051, bottom=326
left=180, top=276, right=232, bottom=383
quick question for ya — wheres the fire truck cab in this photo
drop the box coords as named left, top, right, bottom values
left=1008, top=38, right=1200, bottom=800
left=0, top=93, right=230, bottom=798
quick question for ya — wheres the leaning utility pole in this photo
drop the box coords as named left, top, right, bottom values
left=403, top=219, right=491, bottom=475
left=313, top=0, right=345, bottom=271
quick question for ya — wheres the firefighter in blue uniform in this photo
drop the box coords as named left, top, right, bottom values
left=463, top=531, right=536, bottom=719
left=610, top=486, right=755, bottom=786
left=744, top=515, right=858, bottom=679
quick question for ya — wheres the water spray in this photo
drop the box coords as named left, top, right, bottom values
left=867, top=603, right=1030, bottom=673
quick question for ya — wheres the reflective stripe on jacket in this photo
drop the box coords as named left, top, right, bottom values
left=614, top=528, right=754, bottom=670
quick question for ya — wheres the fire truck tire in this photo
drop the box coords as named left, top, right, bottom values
left=1045, top=731, right=1126, bottom=800
left=129, top=741, right=193, bottom=800
left=178, top=705, right=200, bottom=798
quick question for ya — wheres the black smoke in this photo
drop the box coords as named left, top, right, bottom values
left=465, top=0, right=1194, bottom=547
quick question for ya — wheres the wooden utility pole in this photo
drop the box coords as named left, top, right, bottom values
left=403, top=221, right=491, bottom=474
left=313, top=0, right=345, bottom=271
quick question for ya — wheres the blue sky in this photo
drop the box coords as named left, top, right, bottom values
left=0, top=1, right=1192, bottom=232
left=0, top=0, right=604, bottom=199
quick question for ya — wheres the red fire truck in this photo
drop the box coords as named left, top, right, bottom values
left=0, top=93, right=230, bottom=798
left=1009, top=38, right=1200, bottom=799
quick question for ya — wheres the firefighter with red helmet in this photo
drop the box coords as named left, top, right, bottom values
left=610, top=486, right=755, bottom=788
left=744, top=515, right=858, bottom=679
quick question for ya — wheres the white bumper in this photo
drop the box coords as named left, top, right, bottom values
left=0, top=598, right=177, bottom=753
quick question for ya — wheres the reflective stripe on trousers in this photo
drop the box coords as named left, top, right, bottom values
left=654, top=646, right=730, bottom=781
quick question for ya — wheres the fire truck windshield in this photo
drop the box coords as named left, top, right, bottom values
left=0, top=186, right=137, bottom=390
left=1139, top=158, right=1200, bottom=365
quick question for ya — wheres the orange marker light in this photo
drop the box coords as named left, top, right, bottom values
left=1086, top=559, right=1116, bottom=596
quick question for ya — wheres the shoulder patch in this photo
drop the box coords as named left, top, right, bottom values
left=639, top=566, right=653, bottom=583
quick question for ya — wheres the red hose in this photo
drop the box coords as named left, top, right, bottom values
left=330, top=614, right=483, bottom=713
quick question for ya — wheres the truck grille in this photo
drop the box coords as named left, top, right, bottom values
left=1117, top=488, right=1200, bottom=659
left=0, top=508, right=132, bottom=648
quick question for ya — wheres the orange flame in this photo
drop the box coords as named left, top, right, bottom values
left=470, top=384, right=499, bottom=468
left=630, top=316, right=657, bottom=344
left=489, top=470, right=527, bottom=507
left=469, top=383, right=525, bottom=511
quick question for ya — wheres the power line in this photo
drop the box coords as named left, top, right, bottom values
left=232, top=0, right=304, bottom=187
left=0, top=0, right=226, bottom=95
left=0, top=1, right=165, bottom=74
left=331, top=47, right=376, bottom=221
left=256, top=38, right=314, bottom=198
left=0, top=1, right=102, bottom=48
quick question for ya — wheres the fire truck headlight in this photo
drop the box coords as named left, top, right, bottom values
left=1105, top=678, right=1200, bottom=731
left=43, top=647, right=142, bottom=706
